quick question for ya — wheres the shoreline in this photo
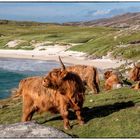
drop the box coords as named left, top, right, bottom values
left=0, top=49, right=125, bottom=69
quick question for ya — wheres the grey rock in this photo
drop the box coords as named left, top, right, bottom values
left=0, top=121, right=71, bottom=138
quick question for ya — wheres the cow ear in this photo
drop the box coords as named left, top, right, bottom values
left=60, top=70, right=68, bottom=79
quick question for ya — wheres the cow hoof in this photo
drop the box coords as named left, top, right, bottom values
left=64, top=125, right=71, bottom=130
left=79, top=120, right=85, bottom=125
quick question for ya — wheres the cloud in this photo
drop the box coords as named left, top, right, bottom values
left=92, top=9, right=111, bottom=16
left=107, top=7, right=140, bottom=17
left=85, top=6, right=140, bottom=20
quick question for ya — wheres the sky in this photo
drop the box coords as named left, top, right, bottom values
left=0, top=2, right=140, bottom=23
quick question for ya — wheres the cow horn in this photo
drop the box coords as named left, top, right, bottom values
left=58, top=56, right=65, bottom=70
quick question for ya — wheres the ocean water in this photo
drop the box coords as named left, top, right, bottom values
left=0, top=58, right=62, bottom=99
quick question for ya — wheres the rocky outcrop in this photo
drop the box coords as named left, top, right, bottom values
left=0, top=121, right=71, bottom=138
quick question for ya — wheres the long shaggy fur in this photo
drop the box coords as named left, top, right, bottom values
left=104, top=70, right=123, bottom=91
left=15, top=68, right=85, bottom=129
left=65, top=65, right=100, bottom=94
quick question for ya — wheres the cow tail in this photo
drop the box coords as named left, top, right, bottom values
left=11, top=88, right=22, bottom=99
left=11, top=80, right=24, bottom=99
left=96, top=68, right=100, bottom=85
left=95, top=68, right=100, bottom=93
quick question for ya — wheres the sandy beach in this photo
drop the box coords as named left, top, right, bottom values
left=0, top=45, right=125, bottom=69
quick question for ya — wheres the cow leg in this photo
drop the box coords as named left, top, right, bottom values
left=75, top=109, right=84, bottom=125
left=22, top=107, right=33, bottom=122
left=94, top=81, right=100, bottom=93
left=87, top=82, right=98, bottom=94
left=60, top=106, right=70, bottom=130
left=72, top=103, right=84, bottom=125
left=21, top=96, right=34, bottom=122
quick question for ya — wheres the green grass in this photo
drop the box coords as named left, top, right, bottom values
left=70, top=35, right=116, bottom=56
left=70, top=31, right=140, bottom=59
left=0, top=22, right=116, bottom=48
left=0, top=87, right=140, bottom=138
left=0, top=20, right=140, bottom=60
left=113, top=45, right=140, bottom=60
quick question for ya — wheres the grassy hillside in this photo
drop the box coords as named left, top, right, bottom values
left=70, top=28, right=140, bottom=60
left=0, top=86, right=140, bottom=138
left=0, top=20, right=140, bottom=60
left=0, top=22, right=114, bottom=44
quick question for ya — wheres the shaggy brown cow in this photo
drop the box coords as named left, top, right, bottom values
left=104, top=70, right=122, bottom=91
left=129, top=63, right=140, bottom=82
left=15, top=61, right=85, bottom=130
left=59, top=57, right=100, bottom=94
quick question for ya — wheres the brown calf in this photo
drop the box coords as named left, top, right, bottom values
left=104, top=70, right=122, bottom=91
left=15, top=60, right=85, bottom=130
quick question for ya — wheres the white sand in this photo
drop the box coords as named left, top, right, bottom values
left=0, top=45, right=125, bottom=69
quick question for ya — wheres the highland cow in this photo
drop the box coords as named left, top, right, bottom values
left=60, top=58, right=100, bottom=94
left=104, top=70, right=123, bottom=90
left=15, top=59, right=85, bottom=130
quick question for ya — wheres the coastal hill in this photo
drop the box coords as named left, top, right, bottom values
left=0, top=12, right=140, bottom=61
left=63, top=12, right=140, bottom=27
left=0, top=19, right=60, bottom=26
left=1, top=12, right=140, bottom=27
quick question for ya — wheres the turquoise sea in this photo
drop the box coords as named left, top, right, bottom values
left=0, top=58, right=61, bottom=99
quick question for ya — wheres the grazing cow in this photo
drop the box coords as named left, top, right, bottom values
left=129, top=62, right=140, bottom=82
left=104, top=70, right=123, bottom=91
left=59, top=57, right=100, bottom=94
left=14, top=59, right=85, bottom=130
